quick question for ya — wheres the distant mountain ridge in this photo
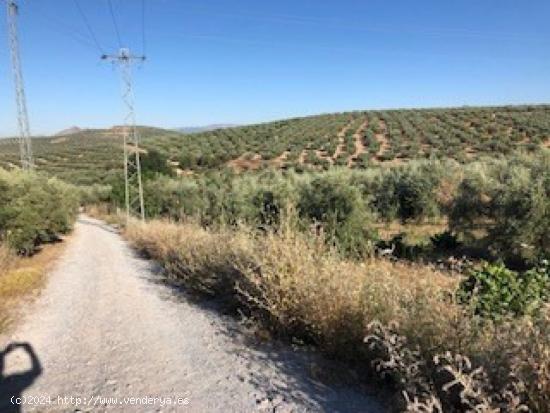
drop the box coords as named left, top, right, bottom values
left=55, top=126, right=83, bottom=136
left=176, top=124, right=238, bottom=134
left=53, top=124, right=238, bottom=137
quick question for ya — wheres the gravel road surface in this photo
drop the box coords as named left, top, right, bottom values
left=0, top=216, right=384, bottom=412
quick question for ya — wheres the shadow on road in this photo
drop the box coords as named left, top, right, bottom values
left=0, top=342, right=43, bottom=413
left=87, top=216, right=386, bottom=411
left=140, top=261, right=386, bottom=412
left=225, top=333, right=384, bottom=412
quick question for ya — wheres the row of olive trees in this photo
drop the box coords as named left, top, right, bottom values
left=450, top=154, right=549, bottom=263
left=0, top=169, right=80, bottom=254
left=95, top=151, right=549, bottom=263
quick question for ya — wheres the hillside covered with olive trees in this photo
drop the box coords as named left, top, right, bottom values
left=0, top=105, right=548, bottom=185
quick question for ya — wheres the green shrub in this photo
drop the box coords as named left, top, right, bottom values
left=372, top=163, right=444, bottom=222
left=488, top=162, right=549, bottom=262
left=79, top=184, right=112, bottom=205
left=140, top=149, right=174, bottom=177
left=334, top=156, right=348, bottom=167
left=0, top=169, right=79, bottom=254
left=297, top=175, right=377, bottom=257
left=449, top=169, right=493, bottom=235
left=143, top=175, right=205, bottom=220
left=451, top=154, right=549, bottom=263
left=458, top=261, right=549, bottom=318
left=252, top=190, right=281, bottom=227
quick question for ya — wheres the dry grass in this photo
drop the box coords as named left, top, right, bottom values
left=85, top=204, right=127, bottom=227
left=125, top=219, right=549, bottom=411
left=0, top=242, right=66, bottom=333
left=375, top=220, right=448, bottom=243
left=0, top=244, right=17, bottom=276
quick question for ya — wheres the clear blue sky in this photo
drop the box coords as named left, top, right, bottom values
left=0, top=0, right=549, bottom=136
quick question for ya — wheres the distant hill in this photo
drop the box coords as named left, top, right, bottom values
left=0, top=105, right=548, bottom=185
left=55, top=126, right=83, bottom=136
left=176, top=124, right=238, bottom=134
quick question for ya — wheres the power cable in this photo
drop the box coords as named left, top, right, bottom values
left=73, top=0, right=105, bottom=54
left=107, top=0, right=123, bottom=48
left=180, top=5, right=541, bottom=43
left=141, top=0, right=147, bottom=56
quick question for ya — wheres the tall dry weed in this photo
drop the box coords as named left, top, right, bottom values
left=125, top=219, right=549, bottom=411
left=0, top=244, right=16, bottom=277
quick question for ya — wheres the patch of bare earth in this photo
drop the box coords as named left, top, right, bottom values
left=228, top=153, right=263, bottom=171
left=168, top=160, right=186, bottom=176
left=419, top=143, right=431, bottom=157
left=332, top=121, right=353, bottom=161
left=465, top=146, right=477, bottom=159
left=374, top=120, right=390, bottom=162
left=125, top=145, right=148, bottom=155
left=270, top=151, right=289, bottom=167
left=519, top=134, right=531, bottom=145
left=375, top=220, right=448, bottom=242
left=176, top=168, right=194, bottom=177
left=315, top=149, right=333, bottom=164
left=347, top=120, right=369, bottom=166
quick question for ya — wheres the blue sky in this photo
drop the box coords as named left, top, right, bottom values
left=0, top=0, right=549, bottom=136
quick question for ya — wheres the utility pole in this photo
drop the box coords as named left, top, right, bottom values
left=6, top=0, right=33, bottom=170
left=102, top=48, right=146, bottom=221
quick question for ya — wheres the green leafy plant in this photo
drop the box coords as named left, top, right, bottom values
left=458, top=261, right=549, bottom=318
left=298, top=175, right=377, bottom=257
left=0, top=170, right=79, bottom=254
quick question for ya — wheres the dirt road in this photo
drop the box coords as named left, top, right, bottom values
left=0, top=217, right=383, bottom=412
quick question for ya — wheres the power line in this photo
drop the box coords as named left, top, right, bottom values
left=107, top=0, right=122, bottom=48
left=46, top=23, right=101, bottom=53
left=180, top=5, right=542, bottom=43
left=31, top=0, right=116, bottom=55
left=73, top=0, right=105, bottom=54
left=141, top=0, right=146, bottom=56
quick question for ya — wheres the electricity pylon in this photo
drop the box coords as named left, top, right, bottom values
left=102, top=48, right=145, bottom=221
left=6, top=0, right=33, bottom=170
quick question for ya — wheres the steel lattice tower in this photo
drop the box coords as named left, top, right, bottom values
left=6, top=0, right=33, bottom=170
left=102, top=48, right=145, bottom=221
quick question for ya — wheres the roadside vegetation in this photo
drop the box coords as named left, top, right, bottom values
left=126, top=218, right=548, bottom=412
left=87, top=149, right=549, bottom=411
left=0, top=169, right=79, bottom=332
left=0, top=242, right=67, bottom=333
left=95, top=151, right=549, bottom=269
left=0, top=169, right=79, bottom=254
